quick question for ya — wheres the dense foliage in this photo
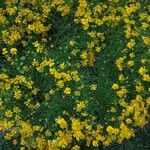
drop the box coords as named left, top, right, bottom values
left=0, top=0, right=150, bottom=149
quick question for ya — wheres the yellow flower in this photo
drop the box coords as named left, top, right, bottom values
left=74, top=90, right=81, bottom=97
left=14, top=89, right=22, bottom=100
left=63, top=74, right=72, bottom=81
left=106, top=126, right=115, bottom=133
left=110, top=107, right=116, bottom=113
left=32, top=59, right=39, bottom=67
left=34, top=41, right=40, bottom=47
left=4, top=133, right=13, bottom=140
left=2, top=48, right=8, bottom=55
left=49, top=89, right=55, bottom=95
left=20, top=122, right=33, bottom=138
left=0, top=15, right=6, bottom=24
left=76, top=101, right=86, bottom=112
left=69, top=40, right=76, bottom=46
left=129, top=52, right=135, bottom=58
left=13, top=106, right=21, bottom=113
left=71, top=49, right=78, bottom=56
left=71, top=71, right=80, bottom=81
left=36, top=137, right=46, bottom=150
left=60, top=63, right=66, bottom=70
left=118, top=74, right=125, bottom=81
left=5, top=110, right=13, bottom=118
left=54, top=71, right=61, bottom=79
left=126, top=118, right=132, bottom=124
left=56, top=117, right=67, bottom=129
left=112, top=83, right=119, bottom=90
left=58, top=4, right=70, bottom=16
left=6, top=7, right=16, bottom=16
left=143, top=74, right=150, bottom=81
left=13, top=139, right=17, bottom=145
left=136, top=86, right=144, bottom=93
left=80, top=51, right=88, bottom=59
left=56, top=80, right=64, bottom=88
left=127, top=60, right=134, bottom=67
left=117, top=87, right=127, bottom=97
left=103, top=140, right=110, bottom=146
left=92, top=140, right=99, bottom=147
left=9, top=30, right=21, bottom=44
left=48, top=59, right=55, bottom=67
left=64, top=87, right=71, bottom=95
left=115, top=57, right=125, bottom=71
left=141, top=59, right=148, bottom=64
left=71, top=118, right=84, bottom=140
left=32, top=88, right=39, bottom=95
left=146, top=97, right=150, bottom=106
left=71, top=145, right=80, bottom=150
left=142, top=36, right=150, bottom=45
left=33, top=125, right=43, bottom=131
left=138, top=66, right=148, bottom=76
left=135, top=95, right=142, bottom=101
left=95, top=47, right=101, bottom=52
left=10, top=48, right=17, bottom=55
left=119, top=123, right=134, bottom=142
left=90, top=84, right=97, bottom=91
left=127, top=39, right=135, bottom=49
left=111, top=117, right=115, bottom=121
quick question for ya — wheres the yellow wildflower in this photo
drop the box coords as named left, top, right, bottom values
left=2, top=48, right=8, bottom=55
left=76, top=101, right=86, bottom=112
left=112, top=83, right=119, bottom=90
left=138, top=66, right=148, bottom=75
left=5, top=110, right=13, bottom=118
left=56, top=80, right=64, bottom=88
left=127, top=39, right=135, bottom=49
left=10, top=48, right=17, bottom=55
left=64, top=87, right=71, bottom=95
left=90, top=84, right=97, bottom=91
left=56, top=117, right=67, bottom=129
left=14, top=89, right=22, bottom=100
left=92, top=140, right=99, bottom=147
left=142, top=36, right=150, bottom=45
left=127, top=60, right=134, bottom=67
left=69, top=40, right=76, bottom=46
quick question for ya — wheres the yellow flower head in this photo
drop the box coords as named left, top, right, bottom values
left=56, top=117, right=67, bottom=129
left=112, top=83, right=119, bottom=90
left=76, top=101, right=86, bottom=112
left=90, top=84, right=97, bottom=91
left=5, top=110, right=13, bottom=118
left=10, top=48, right=17, bottom=55
left=14, top=89, right=22, bottom=100
left=64, top=87, right=71, bottom=95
